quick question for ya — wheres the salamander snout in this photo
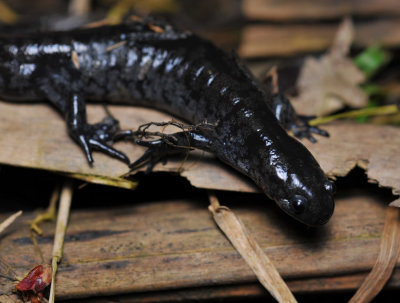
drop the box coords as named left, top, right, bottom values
left=277, top=178, right=335, bottom=227
left=324, top=180, right=336, bottom=194
left=286, top=192, right=334, bottom=227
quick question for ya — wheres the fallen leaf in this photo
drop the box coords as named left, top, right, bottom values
left=15, top=265, right=52, bottom=294
left=0, top=103, right=399, bottom=202
left=291, top=18, right=367, bottom=116
left=16, top=264, right=52, bottom=303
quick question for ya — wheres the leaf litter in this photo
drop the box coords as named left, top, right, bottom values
left=291, top=18, right=368, bottom=116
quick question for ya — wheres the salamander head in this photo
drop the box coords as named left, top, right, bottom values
left=250, top=132, right=335, bottom=227
left=268, top=138, right=335, bottom=227
left=274, top=174, right=335, bottom=227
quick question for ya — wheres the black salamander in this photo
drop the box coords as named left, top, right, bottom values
left=0, top=21, right=335, bottom=226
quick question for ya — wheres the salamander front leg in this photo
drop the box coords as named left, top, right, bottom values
left=37, top=63, right=130, bottom=165
left=267, top=94, right=329, bottom=142
left=129, top=128, right=214, bottom=173
left=65, top=94, right=129, bottom=165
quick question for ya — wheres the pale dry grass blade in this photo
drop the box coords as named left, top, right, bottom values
left=49, top=181, right=73, bottom=303
left=349, top=206, right=400, bottom=303
left=208, top=191, right=297, bottom=303
left=0, top=211, right=22, bottom=235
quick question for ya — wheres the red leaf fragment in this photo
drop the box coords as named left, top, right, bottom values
left=16, top=264, right=52, bottom=302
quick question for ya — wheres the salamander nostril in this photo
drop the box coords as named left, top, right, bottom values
left=324, top=180, right=336, bottom=194
left=292, top=195, right=306, bottom=214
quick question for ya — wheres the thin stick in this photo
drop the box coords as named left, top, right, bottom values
left=208, top=191, right=297, bottom=303
left=349, top=206, right=400, bottom=303
left=309, top=105, right=398, bottom=126
left=48, top=181, right=73, bottom=303
left=31, top=184, right=60, bottom=235
left=0, top=210, right=22, bottom=235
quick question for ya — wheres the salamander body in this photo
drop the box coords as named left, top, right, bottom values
left=0, top=20, right=335, bottom=226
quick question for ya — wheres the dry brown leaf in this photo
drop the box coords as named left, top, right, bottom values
left=301, top=123, right=400, bottom=205
left=291, top=18, right=367, bottom=116
left=0, top=102, right=258, bottom=192
left=0, top=102, right=399, bottom=203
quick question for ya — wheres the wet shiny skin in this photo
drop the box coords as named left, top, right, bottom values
left=0, top=21, right=334, bottom=226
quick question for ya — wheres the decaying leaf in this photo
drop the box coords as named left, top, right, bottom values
left=291, top=18, right=368, bottom=116
left=0, top=102, right=399, bottom=202
left=16, top=264, right=52, bottom=303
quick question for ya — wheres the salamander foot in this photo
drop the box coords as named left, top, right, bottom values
left=70, top=117, right=130, bottom=165
left=268, top=93, right=329, bottom=143
left=126, top=121, right=214, bottom=173
left=129, top=136, right=190, bottom=173
left=290, top=115, right=330, bottom=143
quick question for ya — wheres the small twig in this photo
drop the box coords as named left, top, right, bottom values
left=264, top=66, right=279, bottom=95
left=30, top=233, right=45, bottom=264
left=31, top=185, right=60, bottom=235
left=71, top=51, right=80, bottom=70
left=106, top=40, right=127, bottom=52
left=309, top=105, right=398, bottom=126
left=136, top=121, right=187, bottom=136
left=0, top=210, right=22, bottom=235
left=208, top=191, right=297, bottom=303
left=132, top=120, right=213, bottom=145
left=29, top=184, right=61, bottom=263
left=49, top=181, right=74, bottom=303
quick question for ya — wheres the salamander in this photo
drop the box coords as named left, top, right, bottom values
left=0, top=20, right=335, bottom=226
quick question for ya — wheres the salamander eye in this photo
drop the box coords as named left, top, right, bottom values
left=324, top=181, right=336, bottom=194
left=292, top=195, right=306, bottom=214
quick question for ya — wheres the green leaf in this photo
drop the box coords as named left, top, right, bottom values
left=354, top=46, right=390, bottom=77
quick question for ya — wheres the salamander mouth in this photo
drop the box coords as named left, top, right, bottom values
left=315, top=198, right=335, bottom=226
left=303, top=197, right=335, bottom=227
